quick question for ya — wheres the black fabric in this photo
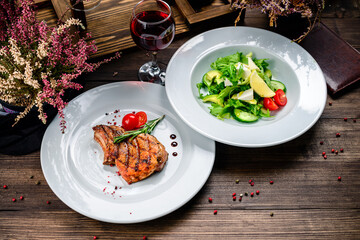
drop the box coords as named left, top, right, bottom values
left=0, top=102, right=58, bottom=155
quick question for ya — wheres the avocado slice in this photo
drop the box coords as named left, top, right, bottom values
left=202, top=70, right=222, bottom=87
left=203, top=94, right=223, bottom=106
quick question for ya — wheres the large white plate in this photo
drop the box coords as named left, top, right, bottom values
left=165, top=26, right=327, bottom=147
left=40, top=82, right=215, bottom=223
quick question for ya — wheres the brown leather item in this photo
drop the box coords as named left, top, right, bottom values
left=300, top=22, right=360, bottom=95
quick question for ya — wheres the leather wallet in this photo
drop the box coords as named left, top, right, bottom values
left=300, top=22, right=360, bottom=95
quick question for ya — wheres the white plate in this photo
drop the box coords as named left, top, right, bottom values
left=165, top=26, right=327, bottom=147
left=40, top=82, right=215, bottom=223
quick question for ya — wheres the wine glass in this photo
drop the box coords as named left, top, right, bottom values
left=130, top=0, right=175, bottom=85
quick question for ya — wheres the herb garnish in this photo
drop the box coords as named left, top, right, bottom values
left=113, top=115, right=165, bottom=143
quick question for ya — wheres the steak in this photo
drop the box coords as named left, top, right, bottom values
left=92, top=125, right=168, bottom=184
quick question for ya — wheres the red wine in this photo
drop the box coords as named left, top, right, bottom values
left=130, top=10, right=175, bottom=51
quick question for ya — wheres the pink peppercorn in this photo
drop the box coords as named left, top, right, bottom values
left=233, top=196, right=236, bottom=201
left=336, top=133, right=340, bottom=137
left=19, top=196, right=24, bottom=200
left=335, top=150, right=338, bottom=154
left=251, top=182, right=254, bottom=186
left=3, top=185, right=7, bottom=189
left=270, top=180, right=274, bottom=184
left=324, top=155, right=327, bottom=159
left=214, top=210, right=217, bottom=215
left=340, top=148, right=344, bottom=152
left=320, top=141, right=324, bottom=145
left=47, top=201, right=51, bottom=204
left=143, top=236, right=147, bottom=240
left=249, top=179, right=252, bottom=183
left=256, top=190, right=260, bottom=195
left=338, top=176, right=341, bottom=181
left=12, top=198, right=16, bottom=202
left=93, top=236, right=97, bottom=240
left=208, top=197, right=212, bottom=203
left=344, top=118, right=347, bottom=121
left=322, top=152, right=326, bottom=156
left=353, top=119, right=357, bottom=123
left=239, top=197, right=242, bottom=201
left=250, top=192, right=254, bottom=197
left=232, top=192, right=236, bottom=196
left=331, top=149, right=335, bottom=153
left=329, top=102, right=332, bottom=106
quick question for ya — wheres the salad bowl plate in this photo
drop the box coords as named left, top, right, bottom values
left=165, top=26, right=327, bottom=147
left=41, top=82, right=215, bottom=223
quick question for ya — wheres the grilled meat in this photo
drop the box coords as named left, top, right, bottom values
left=93, top=125, right=168, bottom=184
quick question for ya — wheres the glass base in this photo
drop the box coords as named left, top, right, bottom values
left=138, top=61, right=166, bottom=86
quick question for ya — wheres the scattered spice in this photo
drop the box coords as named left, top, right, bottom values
left=235, top=179, right=240, bottom=184
left=270, top=212, right=274, bottom=217
left=143, top=236, right=147, bottom=240
left=250, top=192, right=254, bottom=197
left=248, top=179, right=252, bottom=184
left=335, top=150, right=338, bottom=155
left=338, top=176, right=341, bottom=181
left=208, top=197, right=212, bottom=203
left=93, top=236, right=98, bottom=240
left=213, top=210, right=218, bottom=215
left=113, top=71, right=118, bottom=77
left=12, top=198, right=16, bottom=202
left=336, top=133, right=341, bottom=137
left=233, top=196, right=236, bottom=201
left=340, top=148, right=344, bottom=152
left=322, top=152, right=326, bottom=156
left=251, top=182, right=254, bottom=186
left=115, top=186, right=118, bottom=190
left=328, top=102, right=332, bottom=106
left=19, top=196, right=24, bottom=200
left=323, top=155, right=327, bottom=159
left=344, top=117, right=348, bottom=121
left=36, top=181, right=41, bottom=185
left=331, top=149, right=335, bottom=153
left=47, top=201, right=51, bottom=204
left=239, top=196, right=242, bottom=201
left=3, top=185, right=7, bottom=189
left=320, top=141, right=324, bottom=145
left=353, top=119, right=356, bottom=123
left=239, top=194, right=243, bottom=197
left=269, top=180, right=274, bottom=184
left=110, top=164, right=115, bottom=167
left=256, top=190, right=260, bottom=195
left=232, top=192, right=236, bottom=197
left=245, top=192, right=248, bottom=196
left=29, top=175, right=34, bottom=179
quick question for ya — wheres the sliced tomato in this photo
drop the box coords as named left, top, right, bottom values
left=263, top=97, right=279, bottom=111
left=122, top=113, right=139, bottom=131
left=274, top=89, right=287, bottom=106
left=135, top=111, right=147, bottom=128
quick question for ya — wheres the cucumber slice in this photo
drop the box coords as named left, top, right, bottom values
left=232, top=109, right=259, bottom=123
left=270, top=80, right=286, bottom=93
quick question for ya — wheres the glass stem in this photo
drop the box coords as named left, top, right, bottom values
left=151, top=51, right=159, bottom=69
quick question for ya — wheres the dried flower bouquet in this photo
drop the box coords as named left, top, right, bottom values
left=0, top=0, right=120, bottom=132
left=231, top=0, right=326, bottom=42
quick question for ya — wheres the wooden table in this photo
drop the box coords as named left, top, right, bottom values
left=1, top=2, right=360, bottom=239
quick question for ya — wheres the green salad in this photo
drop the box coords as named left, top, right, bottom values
left=196, top=52, right=288, bottom=123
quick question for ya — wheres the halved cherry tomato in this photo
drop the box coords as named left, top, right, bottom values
left=135, top=111, right=147, bottom=128
left=263, top=97, right=279, bottom=111
left=122, top=113, right=139, bottom=131
left=274, top=89, right=287, bottom=106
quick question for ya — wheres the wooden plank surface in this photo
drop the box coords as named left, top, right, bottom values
left=1, top=2, right=360, bottom=240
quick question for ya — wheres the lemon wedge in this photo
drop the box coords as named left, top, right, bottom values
left=249, top=70, right=275, bottom=97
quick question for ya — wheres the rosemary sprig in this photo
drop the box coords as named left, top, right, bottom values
left=113, top=115, right=165, bottom=143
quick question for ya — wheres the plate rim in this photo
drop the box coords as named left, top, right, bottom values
left=40, top=81, right=216, bottom=223
left=165, top=26, right=327, bottom=147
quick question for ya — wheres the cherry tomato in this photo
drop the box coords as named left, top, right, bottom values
left=273, top=89, right=287, bottom=106
left=263, top=97, right=279, bottom=111
left=135, top=111, right=147, bottom=128
left=122, top=113, right=139, bottom=131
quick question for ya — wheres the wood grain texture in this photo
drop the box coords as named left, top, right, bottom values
left=1, top=2, right=360, bottom=240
